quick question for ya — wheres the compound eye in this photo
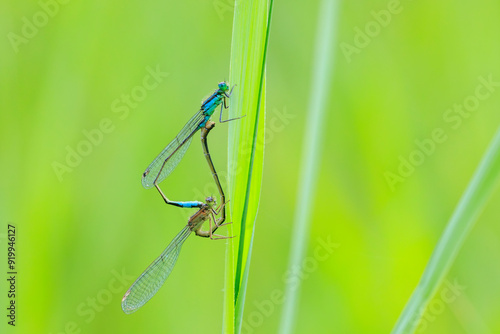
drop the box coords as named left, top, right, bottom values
left=219, top=82, right=228, bottom=91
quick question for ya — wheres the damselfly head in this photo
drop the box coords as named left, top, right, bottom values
left=218, top=82, right=229, bottom=92
left=205, top=196, right=216, bottom=207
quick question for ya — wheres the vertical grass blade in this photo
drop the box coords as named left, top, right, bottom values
left=391, top=126, right=500, bottom=334
left=223, top=0, right=273, bottom=333
left=278, top=1, right=338, bottom=333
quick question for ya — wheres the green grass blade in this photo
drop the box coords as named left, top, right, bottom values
left=391, top=126, right=500, bottom=334
left=277, top=1, right=338, bottom=333
left=223, top=0, right=273, bottom=333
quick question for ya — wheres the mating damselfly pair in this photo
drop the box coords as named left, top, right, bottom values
left=122, top=82, right=242, bottom=314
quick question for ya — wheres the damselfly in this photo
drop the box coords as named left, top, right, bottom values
left=142, top=82, right=242, bottom=208
left=121, top=196, right=231, bottom=314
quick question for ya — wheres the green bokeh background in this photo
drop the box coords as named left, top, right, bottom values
left=2, top=0, right=500, bottom=333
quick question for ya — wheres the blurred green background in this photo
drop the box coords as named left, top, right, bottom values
left=2, top=0, right=500, bottom=333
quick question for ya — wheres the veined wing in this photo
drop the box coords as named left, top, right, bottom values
left=142, top=110, right=206, bottom=188
left=121, top=225, right=192, bottom=314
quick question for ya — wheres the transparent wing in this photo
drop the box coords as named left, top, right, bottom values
left=142, top=110, right=205, bottom=188
left=121, top=226, right=192, bottom=314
